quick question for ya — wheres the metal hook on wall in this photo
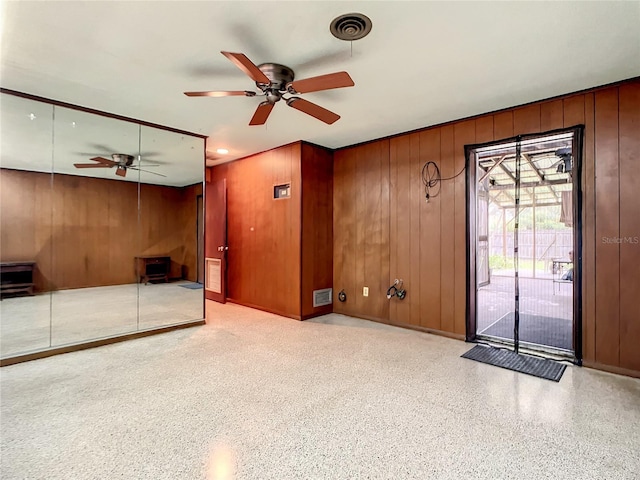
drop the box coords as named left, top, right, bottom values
left=387, top=279, right=406, bottom=300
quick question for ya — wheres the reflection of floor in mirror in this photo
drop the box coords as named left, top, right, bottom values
left=0, top=281, right=203, bottom=358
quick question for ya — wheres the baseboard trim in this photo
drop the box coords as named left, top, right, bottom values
left=332, top=311, right=466, bottom=341
left=301, top=308, right=333, bottom=321
left=582, top=360, right=640, bottom=379
left=333, top=312, right=390, bottom=324
left=389, top=321, right=466, bottom=341
left=0, top=320, right=205, bottom=367
left=225, top=299, right=302, bottom=320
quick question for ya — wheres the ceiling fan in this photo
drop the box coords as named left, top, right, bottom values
left=184, top=51, right=355, bottom=125
left=74, top=154, right=166, bottom=178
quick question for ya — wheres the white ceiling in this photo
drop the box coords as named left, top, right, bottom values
left=1, top=1, right=639, bottom=166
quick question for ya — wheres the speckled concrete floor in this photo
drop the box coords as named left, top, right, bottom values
left=1, top=301, right=639, bottom=479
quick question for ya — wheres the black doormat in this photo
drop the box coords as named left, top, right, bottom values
left=179, top=283, right=204, bottom=290
left=461, top=345, right=566, bottom=382
left=479, top=312, right=572, bottom=351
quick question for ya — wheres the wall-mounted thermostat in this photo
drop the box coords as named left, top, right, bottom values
left=274, top=183, right=291, bottom=199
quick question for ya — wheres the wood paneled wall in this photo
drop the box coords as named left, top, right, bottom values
left=0, top=169, right=200, bottom=291
left=210, top=142, right=333, bottom=320
left=301, top=143, right=333, bottom=318
left=333, top=79, right=640, bottom=374
left=211, top=143, right=302, bottom=318
left=334, top=141, right=390, bottom=321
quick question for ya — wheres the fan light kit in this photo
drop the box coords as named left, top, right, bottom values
left=184, top=51, right=355, bottom=126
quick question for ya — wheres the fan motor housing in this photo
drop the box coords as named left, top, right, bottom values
left=257, top=63, right=294, bottom=91
left=112, top=154, right=134, bottom=166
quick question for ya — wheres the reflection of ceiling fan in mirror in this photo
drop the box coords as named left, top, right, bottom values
left=184, top=51, right=355, bottom=126
left=74, top=154, right=166, bottom=178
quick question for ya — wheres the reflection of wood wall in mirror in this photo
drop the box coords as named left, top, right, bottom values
left=0, top=168, right=202, bottom=292
left=181, top=183, right=203, bottom=281
left=0, top=170, right=55, bottom=292
left=138, top=182, right=202, bottom=281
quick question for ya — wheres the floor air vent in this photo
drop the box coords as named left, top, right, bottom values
left=205, top=258, right=222, bottom=294
left=313, top=288, right=332, bottom=307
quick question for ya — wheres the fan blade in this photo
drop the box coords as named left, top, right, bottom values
left=227, top=23, right=273, bottom=63
left=249, top=101, right=275, bottom=126
left=89, top=143, right=114, bottom=152
left=287, top=71, right=354, bottom=94
left=115, top=167, right=127, bottom=178
left=90, top=156, right=118, bottom=167
left=286, top=98, right=340, bottom=125
left=129, top=167, right=167, bottom=178
left=221, top=51, right=270, bottom=84
left=74, top=163, right=111, bottom=168
left=184, top=90, right=256, bottom=97
left=295, top=50, right=351, bottom=71
left=139, top=151, right=162, bottom=158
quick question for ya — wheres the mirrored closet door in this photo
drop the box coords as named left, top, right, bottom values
left=0, top=91, right=205, bottom=361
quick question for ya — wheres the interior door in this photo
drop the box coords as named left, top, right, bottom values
left=205, top=178, right=227, bottom=303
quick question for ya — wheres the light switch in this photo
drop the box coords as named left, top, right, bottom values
left=363, top=286, right=369, bottom=297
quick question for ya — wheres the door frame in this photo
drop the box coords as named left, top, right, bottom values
left=477, top=186, right=490, bottom=288
left=465, top=125, right=585, bottom=364
left=204, top=177, right=227, bottom=303
left=196, top=194, right=204, bottom=284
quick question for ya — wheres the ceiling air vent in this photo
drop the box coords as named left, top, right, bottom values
left=313, top=288, right=333, bottom=307
left=330, top=13, right=372, bottom=41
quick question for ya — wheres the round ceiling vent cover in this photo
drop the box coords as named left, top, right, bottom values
left=330, top=13, right=372, bottom=41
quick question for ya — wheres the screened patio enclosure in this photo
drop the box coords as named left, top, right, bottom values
left=472, top=131, right=578, bottom=356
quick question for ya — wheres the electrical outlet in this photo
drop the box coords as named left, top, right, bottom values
left=363, top=286, right=369, bottom=297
